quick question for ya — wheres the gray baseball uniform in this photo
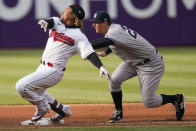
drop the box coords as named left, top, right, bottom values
left=90, top=11, right=185, bottom=122
left=106, top=24, right=164, bottom=107
left=95, top=24, right=164, bottom=107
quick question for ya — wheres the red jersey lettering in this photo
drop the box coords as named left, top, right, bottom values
left=49, top=30, right=75, bottom=46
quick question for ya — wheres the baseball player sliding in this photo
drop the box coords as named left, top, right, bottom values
left=16, top=5, right=111, bottom=123
left=89, top=11, right=185, bottom=123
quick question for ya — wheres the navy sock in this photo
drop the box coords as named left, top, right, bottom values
left=161, top=94, right=178, bottom=105
left=111, top=91, right=122, bottom=111
left=49, top=100, right=65, bottom=116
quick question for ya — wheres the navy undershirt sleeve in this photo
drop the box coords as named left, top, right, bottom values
left=90, top=38, right=114, bottom=49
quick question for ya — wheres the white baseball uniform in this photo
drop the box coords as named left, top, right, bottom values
left=16, top=17, right=95, bottom=109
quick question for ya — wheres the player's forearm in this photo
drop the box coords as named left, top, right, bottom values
left=87, top=52, right=103, bottom=69
left=90, top=38, right=114, bottom=49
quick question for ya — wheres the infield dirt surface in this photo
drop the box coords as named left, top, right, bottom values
left=0, top=103, right=196, bottom=129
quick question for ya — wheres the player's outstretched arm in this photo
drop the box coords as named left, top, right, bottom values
left=38, top=18, right=54, bottom=32
left=87, top=52, right=111, bottom=80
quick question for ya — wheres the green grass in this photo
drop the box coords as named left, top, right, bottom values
left=0, top=47, right=196, bottom=105
left=2, top=126, right=196, bottom=131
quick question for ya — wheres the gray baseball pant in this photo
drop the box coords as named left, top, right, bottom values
left=109, top=60, right=164, bottom=108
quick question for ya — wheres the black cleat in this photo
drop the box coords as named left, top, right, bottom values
left=108, top=109, right=123, bottom=123
left=172, top=94, right=186, bottom=120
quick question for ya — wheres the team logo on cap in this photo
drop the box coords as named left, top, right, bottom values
left=94, top=13, right=97, bottom=18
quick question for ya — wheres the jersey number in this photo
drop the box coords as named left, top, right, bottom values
left=121, top=25, right=137, bottom=39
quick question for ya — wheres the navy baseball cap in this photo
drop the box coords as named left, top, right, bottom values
left=90, top=11, right=111, bottom=24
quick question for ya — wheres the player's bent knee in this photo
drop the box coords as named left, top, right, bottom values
left=109, top=84, right=121, bottom=92
left=143, top=101, right=154, bottom=108
left=109, top=79, right=122, bottom=91
left=110, top=87, right=121, bottom=92
left=15, top=80, right=27, bottom=95
left=142, top=98, right=158, bottom=108
left=143, top=99, right=161, bottom=108
left=143, top=94, right=163, bottom=108
left=15, top=84, right=23, bottom=95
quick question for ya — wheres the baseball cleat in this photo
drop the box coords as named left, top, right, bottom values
left=31, top=108, right=48, bottom=122
left=108, top=109, right=123, bottom=123
left=31, top=103, right=50, bottom=122
left=50, top=105, right=72, bottom=122
left=172, top=94, right=186, bottom=120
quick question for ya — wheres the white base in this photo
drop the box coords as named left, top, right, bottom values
left=21, top=118, right=65, bottom=126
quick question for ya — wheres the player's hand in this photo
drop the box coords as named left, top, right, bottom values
left=99, top=66, right=111, bottom=80
left=38, top=20, right=48, bottom=32
left=96, top=52, right=107, bottom=57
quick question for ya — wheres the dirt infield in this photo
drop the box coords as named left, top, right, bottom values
left=0, top=102, right=196, bottom=130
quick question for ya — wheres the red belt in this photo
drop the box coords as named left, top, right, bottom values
left=41, top=60, right=65, bottom=71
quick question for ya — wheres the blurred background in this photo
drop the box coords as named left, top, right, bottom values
left=0, top=0, right=196, bottom=48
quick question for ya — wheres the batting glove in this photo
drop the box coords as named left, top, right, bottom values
left=38, top=20, right=48, bottom=32
left=99, top=66, right=111, bottom=80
